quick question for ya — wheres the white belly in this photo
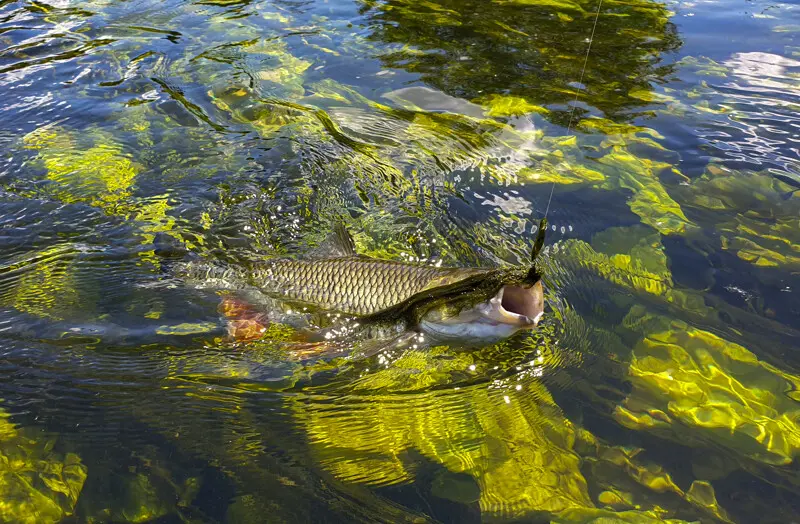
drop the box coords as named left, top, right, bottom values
left=419, top=319, right=521, bottom=344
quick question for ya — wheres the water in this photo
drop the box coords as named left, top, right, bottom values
left=0, top=0, right=798, bottom=521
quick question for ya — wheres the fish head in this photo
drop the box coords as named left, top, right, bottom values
left=419, top=279, right=544, bottom=343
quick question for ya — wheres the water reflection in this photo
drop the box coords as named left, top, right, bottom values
left=359, top=0, right=682, bottom=123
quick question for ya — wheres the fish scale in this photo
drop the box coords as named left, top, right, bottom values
left=251, top=257, right=488, bottom=316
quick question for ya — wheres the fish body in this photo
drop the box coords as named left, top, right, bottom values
left=251, top=257, right=487, bottom=316
left=183, top=221, right=547, bottom=344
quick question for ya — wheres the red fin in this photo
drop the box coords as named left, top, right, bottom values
left=284, top=341, right=348, bottom=360
left=219, top=296, right=272, bottom=341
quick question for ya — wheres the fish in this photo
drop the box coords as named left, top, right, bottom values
left=183, top=220, right=547, bottom=345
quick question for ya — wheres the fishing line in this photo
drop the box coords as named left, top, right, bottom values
left=543, top=0, right=604, bottom=220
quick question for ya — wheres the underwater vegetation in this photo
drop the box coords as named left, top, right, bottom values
left=617, top=308, right=800, bottom=467
left=289, top=342, right=736, bottom=523
left=0, top=410, right=87, bottom=523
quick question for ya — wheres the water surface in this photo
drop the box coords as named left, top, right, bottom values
left=0, top=0, right=799, bottom=522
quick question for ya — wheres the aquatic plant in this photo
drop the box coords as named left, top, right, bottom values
left=20, top=125, right=210, bottom=269
left=0, top=244, right=84, bottom=320
left=554, top=225, right=673, bottom=296
left=23, top=126, right=138, bottom=211
left=75, top=442, right=205, bottom=523
left=575, top=429, right=734, bottom=523
left=720, top=214, right=800, bottom=270
left=289, top=339, right=738, bottom=522
left=676, top=165, right=800, bottom=272
left=0, top=410, right=87, bottom=524
left=593, top=148, right=690, bottom=236
left=617, top=307, right=800, bottom=467
left=294, top=365, right=594, bottom=519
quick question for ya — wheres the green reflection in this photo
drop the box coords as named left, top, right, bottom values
left=361, top=0, right=681, bottom=123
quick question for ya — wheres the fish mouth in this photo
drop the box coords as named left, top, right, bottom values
left=483, top=281, right=544, bottom=327
left=418, top=280, right=544, bottom=342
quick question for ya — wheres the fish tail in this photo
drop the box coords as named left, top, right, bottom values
left=176, top=260, right=249, bottom=291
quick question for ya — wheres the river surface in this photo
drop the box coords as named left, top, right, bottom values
left=1, top=0, right=799, bottom=522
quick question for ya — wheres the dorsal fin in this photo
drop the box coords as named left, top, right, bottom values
left=309, top=222, right=358, bottom=258
left=332, top=221, right=358, bottom=256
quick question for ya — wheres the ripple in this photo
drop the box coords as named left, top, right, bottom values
left=293, top=388, right=484, bottom=486
left=691, top=51, right=800, bottom=181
